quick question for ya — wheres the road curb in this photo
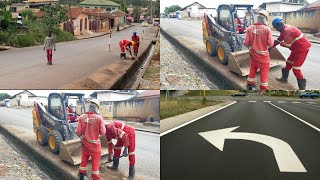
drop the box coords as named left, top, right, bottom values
left=76, top=25, right=135, bottom=40
left=0, top=125, right=76, bottom=180
left=160, top=100, right=236, bottom=135
left=135, top=128, right=160, bottom=134
left=62, top=28, right=159, bottom=89
left=160, top=27, right=243, bottom=90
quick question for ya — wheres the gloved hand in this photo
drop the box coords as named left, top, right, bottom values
left=123, top=146, right=128, bottom=157
left=43, top=47, right=45, bottom=51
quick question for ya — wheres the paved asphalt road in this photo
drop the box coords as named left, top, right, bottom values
left=0, top=107, right=160, bottom=179
left=0, top=24, right=157, bottom=89
left=161, top=98, right=320, bottom=179
left=161, top=18, right=320, bottom=89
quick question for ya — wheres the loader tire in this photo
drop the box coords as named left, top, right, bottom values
left=48, top=130, right=62, bottom=154
left=217, top=41, right=231, bottom=65
left=206, top=37, right=217, bottom=56
left=36, top=126, right=48, bottom=146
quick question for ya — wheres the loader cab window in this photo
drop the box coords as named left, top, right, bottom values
left=48, top=94, right=65, bottom=120
left=218, top=6, right=232, bottom=31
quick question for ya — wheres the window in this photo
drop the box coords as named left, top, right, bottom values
left=106, top=8, right=111, bottom=11
left=48, top=94, right=65, bottom=120
left=218, top=6, right=232, bottom=31
left=112, top=8, right=115, bottom=10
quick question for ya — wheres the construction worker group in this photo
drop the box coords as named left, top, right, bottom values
left=76, top=99, right=136, bottom=180
left=244, top=10, right=311, bottom=90
left=119, top=31, right=140, bottom=60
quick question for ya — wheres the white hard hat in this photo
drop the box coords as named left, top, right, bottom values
left=258, top=10, right=270, bottom=20
left=90, top=99, right=100, bottom=109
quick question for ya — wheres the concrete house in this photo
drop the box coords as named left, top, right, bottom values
left=79, top=0, right=120, bottom=13
left=180, top=2, right=216, bottom=18
left=9, top=90, right=47, bottom=107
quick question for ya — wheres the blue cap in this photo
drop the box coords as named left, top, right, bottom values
left=133, top=32, right=137, bottom=35
left=272, top=17, right=283, bottom=27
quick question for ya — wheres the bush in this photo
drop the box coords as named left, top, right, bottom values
left=54, top=29, right=75, bottom=42
left=17, top=34, right=35, bottom=47
left=0, top=30, right=9, bottom=44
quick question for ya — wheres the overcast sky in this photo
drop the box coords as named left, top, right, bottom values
left=0, top=90, right=145, bottom=98
left=160, top=0, right=318, bottom=13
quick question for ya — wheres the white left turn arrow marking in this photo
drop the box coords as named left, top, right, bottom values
left=199, top=126, right=307, bottom=173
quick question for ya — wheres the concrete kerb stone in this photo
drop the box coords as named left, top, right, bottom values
left=62, top=27, right=159, bottom=89
left=160, top=101, right=235, bottom=133
left=160, top=27, right=243, bottom=90
left=135, top=128, right=160, bottom=134
left=0, top=125, right=76, bottom=180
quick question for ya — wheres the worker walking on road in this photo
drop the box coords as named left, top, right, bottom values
left=76, top=99, right=106, bottom=180
left=43, top=31, right=56, bottom=65
left=119, top=39, right=134, bottom=60
left=272, top=17, right=311, bottom=90
left=243, top=10, right=274, bottom=90
left=131, top=32, right=140, bottom=57
left=106, top=121, right=136, bottom=179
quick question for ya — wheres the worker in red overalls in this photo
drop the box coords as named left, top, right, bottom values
left=76, top=99, right=106, bottom=180
left=243, top=10, right=274, bottom=90
left=131, top=32, right=140, bottom=57
left=119, top=40, right=134, bottom=59
left=105, top=121, right=136, bottom=179
left=272, top=17, right=311, bottom=90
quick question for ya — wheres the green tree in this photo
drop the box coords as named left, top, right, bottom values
left=132, top=6, right=141, bottom=19
left=20, top=9, right=36, bottom=20
left=0, top=10, right=12, bottom=29
left=40, top=4, right=68, bottom=32
left=0, top=93, right=10, bottom=101
left=110, top=0, right=128, bottom=12
left=164, top=5, right=181, bottom=14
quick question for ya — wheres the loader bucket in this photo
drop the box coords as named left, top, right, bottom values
left=59, top=136, right=109, bottom=165
left=228, top=47, right=286, bottom=76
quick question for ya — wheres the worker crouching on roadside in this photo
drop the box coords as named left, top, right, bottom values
left=76, top=99, right=106, bottom=180
left=272, top=17, right=311, bottom=90
left=106, top=121, right=136, bottom=179
left=119, top=40, right=134, bottom=59
left=243, top=10, right=274, bottom=90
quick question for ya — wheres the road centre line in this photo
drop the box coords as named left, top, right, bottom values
left=160, top=101, right=237, bottom=137
left=268, top=102, right=320, bottom=133
left=248, top=101, right=256, bottom=102
left=263, top=101, right=271, bottom=103
left=292, top=102, right=301, bottom=104
left=306, top=102, right=318, bottom=104
left=300, top=102, right=320, bottom=108
left=278, top=101, right=286, bottom=103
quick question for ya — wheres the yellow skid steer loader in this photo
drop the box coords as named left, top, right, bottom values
left=32, top=93, right=108, bottom=165
left=202, top=4, right=286, bottom=76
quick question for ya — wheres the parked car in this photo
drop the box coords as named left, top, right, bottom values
left=231, top=92, right=247, bottom=97
left=300, top=92, right=319, bottom=99
left=142, top=21, right=148, bottom=27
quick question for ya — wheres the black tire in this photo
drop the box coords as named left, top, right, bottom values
left=206, top=37, right=217, bottom=56
left=217, top=41, right=231, bottom=65
left=47, top=130, right=63, bottom=154
left=36, top=126, right=48, bottom=146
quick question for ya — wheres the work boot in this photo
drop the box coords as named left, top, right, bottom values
left=79, top=173, right=85, bottom=180
left=297, top=78, right=306, bottom=90
left=107, top=158, right=119, bottom=170
left=49, top=62, right=52, bottom=65
left=276, top=68, right=289, bottom=83
left=246, top=84, right=255, bottom=91
left=128, top=166, right=135, bottom=179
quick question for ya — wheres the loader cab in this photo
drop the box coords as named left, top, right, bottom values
left=48, top=93, right=86, bottom=122
left=217, top=4, right=254, bottom=34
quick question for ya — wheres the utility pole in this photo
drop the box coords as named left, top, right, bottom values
left=67, top=0, right=74, bottom=35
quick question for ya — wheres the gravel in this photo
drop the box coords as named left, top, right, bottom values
left=160, top=34, right=213, bottom=90
left=0, top=133, right=50, bottom=180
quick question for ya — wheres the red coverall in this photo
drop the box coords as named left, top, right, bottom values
left=244, top=22, right=274, bottom=90
left=66, top=107, right=77, bottom=122
left=131, top=35, right=140, bottom=54
left=273, top=25, right=311, bottom=79
left=119, top=40, right=131, bottom=53
left=76, top=112, right=106, bottom=180
left=106, top=121, right=136, bottom=167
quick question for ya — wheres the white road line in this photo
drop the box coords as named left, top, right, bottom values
left=306, top=102, right=317, bottom=104
left=249, top=101, right=257, bottom=103
left=300, top=103, right=320, bottom=108
left=263, top=101, right=271, bottom=103
left=278, top=101, right=286, bottom=103
left=292, top=102, right=301, bottom=104
left=268, top=102, right=320, bottom=133
left=160, top=101, right=237, bottom=137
